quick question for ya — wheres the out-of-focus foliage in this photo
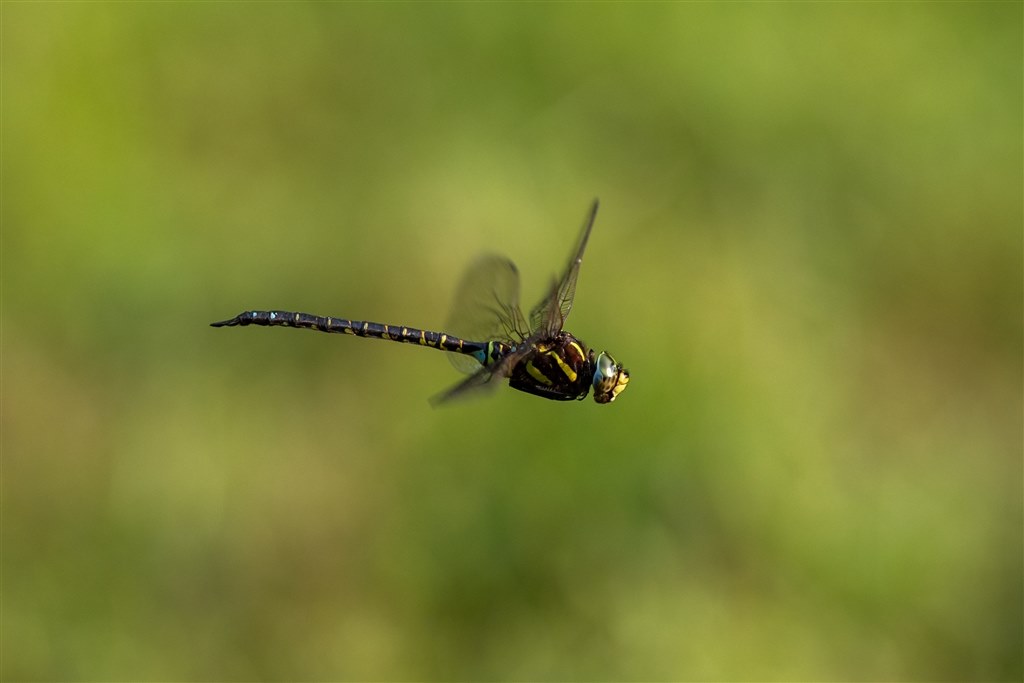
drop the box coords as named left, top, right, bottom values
left=4, top=3, right=1020, bottom=680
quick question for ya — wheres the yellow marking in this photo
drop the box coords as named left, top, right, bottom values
left=568, top=341, right=585, bottom=362
left=419, top=330, right=427, bottom=345
left=362, top=322, right=369, bottom=335
left=440, top=333, right=447, bottom=349
left=401, top=327, right=409, bottom=341
left=457, top=338, right=463, bottom=350
left=382, top=326, right=391, bottom=340
left=526, top=361, right=553, bottom=385
left=610, top=373, right=629, bottom=400
left=548, top=350, right=578, bottom=382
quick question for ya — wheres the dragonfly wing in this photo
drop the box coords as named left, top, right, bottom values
left=528, top=199, right=599, bottom=337
left=430, top=346, right=532, bottom=406
left=445, top=254, right=528, bottom=374
left=429, top=365, right=502, bottom=406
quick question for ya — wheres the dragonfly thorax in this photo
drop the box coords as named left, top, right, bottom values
left=508, top=332, right=595, bottom=402
left=506, top=334, right=629, bottom=404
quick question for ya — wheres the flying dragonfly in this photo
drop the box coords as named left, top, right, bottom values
left=211, top=200, right=630, bottom=405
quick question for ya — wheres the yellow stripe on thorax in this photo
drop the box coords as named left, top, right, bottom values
left=526, top=361, right=553, bottom=385
left=546, top=350, right=577, bottom=382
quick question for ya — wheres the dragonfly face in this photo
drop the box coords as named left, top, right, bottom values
left=591, top=351, right=630, bottom=404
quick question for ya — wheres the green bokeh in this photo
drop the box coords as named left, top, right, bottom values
left=5, top=3, right=1021, bottom=680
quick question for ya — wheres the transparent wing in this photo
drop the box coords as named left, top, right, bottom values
left=528, top=199, right=599, bottom=338
left=429, top=346, right=534, bottom=406
left=445, top=254, right=529, bottom=374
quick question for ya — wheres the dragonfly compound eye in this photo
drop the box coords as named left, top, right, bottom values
left=592, top=351, right=629, bottom=404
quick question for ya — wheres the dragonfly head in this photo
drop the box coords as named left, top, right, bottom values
left=592, top=351, right=629, bottom=404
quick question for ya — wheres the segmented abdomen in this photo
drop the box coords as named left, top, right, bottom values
left=211, top=309, right=494, bottom=359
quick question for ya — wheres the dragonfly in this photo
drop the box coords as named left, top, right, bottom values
left=211, top=200, right=629, bottom=405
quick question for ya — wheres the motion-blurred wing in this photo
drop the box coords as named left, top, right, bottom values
left=445, top=254, right=527, bottom=374
left=429, top=347, right=531, bottom=406
left=528, top=199, right=599, bottom=337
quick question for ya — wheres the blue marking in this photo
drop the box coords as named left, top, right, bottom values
left=473, top=349, right=486, bottom=364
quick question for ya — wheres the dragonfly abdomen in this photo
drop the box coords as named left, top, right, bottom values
left=211, top=309, right=490, bottom=359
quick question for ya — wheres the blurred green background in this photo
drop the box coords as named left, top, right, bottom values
left=4, top=2, right=1021, bottom=681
